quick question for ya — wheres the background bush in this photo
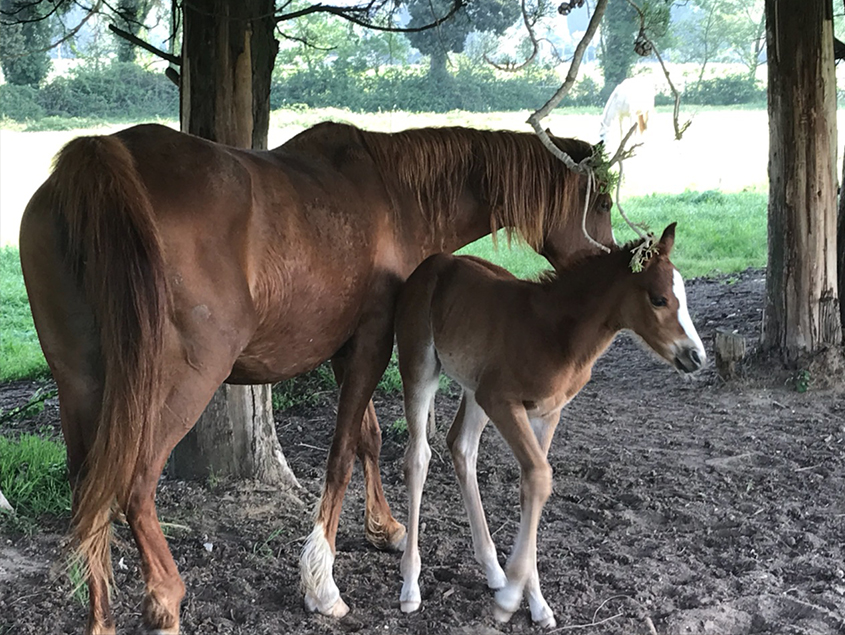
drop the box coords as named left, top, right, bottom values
left=1, top=62, right=178, bottom=123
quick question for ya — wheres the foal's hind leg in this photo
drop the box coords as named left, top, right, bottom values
left=446, top=392, right=506, bottom=591
left=330, top=356, right=405, bottom=552
left=397, top=340, right=440, bottom=613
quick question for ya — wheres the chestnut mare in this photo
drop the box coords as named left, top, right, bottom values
left=19, top=122, right=614, bottom=633
left=395, top=224, right=705, bottom=627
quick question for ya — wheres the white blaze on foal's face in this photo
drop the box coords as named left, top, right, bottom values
left=670, top=268, right=706, bottom=372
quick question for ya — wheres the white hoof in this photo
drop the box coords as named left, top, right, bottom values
left=534, top=614, right=557, bottom=629
left=485, top=563, right=507, bottom=590
left=304, top=592, right=350, bottom=617
left=492, top=602, right=515, bottom=624
left=400, top=599, right=421, bottom=613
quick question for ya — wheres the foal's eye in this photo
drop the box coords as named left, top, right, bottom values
left=650, top=296, right=668, bottom=308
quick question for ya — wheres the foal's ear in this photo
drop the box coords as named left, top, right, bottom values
left=657, top=223, right=677, bottom=256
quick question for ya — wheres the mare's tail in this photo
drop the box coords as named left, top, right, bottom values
left=48, top=135, right=167, bottom=589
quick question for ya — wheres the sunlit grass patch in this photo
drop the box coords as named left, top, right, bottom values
left=0, top=433, right=71, bottom=526
left=0, top=247, right=49, bottom=381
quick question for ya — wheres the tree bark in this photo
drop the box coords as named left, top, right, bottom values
left=169, top=0, right=296, bottom=488
left=763, top=0, right=842, bottom=365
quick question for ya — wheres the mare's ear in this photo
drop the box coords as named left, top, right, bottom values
left=658, top=222, right=677, bottom=257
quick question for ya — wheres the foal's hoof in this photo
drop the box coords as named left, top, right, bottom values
left=533, top=614, right=557, bottom=629
left=492, top=603, right=515, bottom=624
left=400, top=599, right=421, bottom=613
left=304, top=592, right=350, bottom=618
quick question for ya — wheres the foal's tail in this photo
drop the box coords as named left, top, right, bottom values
left=49, top=135, right=167, bottom=589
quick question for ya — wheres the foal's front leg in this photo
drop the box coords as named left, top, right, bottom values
left=478, top=397, right=555, bottom=626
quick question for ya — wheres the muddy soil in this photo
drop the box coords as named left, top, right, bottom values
left=2, top=269, right=845, bottom=635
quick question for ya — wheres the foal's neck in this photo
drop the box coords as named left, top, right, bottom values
left=540, top=250, right=633, bottom=368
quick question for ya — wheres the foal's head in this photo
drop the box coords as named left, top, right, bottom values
left=620, top=223, right=706, bottom=373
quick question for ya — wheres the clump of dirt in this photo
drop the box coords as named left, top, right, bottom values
left=2, top=269, right=845, bottom=634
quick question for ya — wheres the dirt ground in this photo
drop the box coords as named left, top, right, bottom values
left=2, top=268, right=845, bottom=635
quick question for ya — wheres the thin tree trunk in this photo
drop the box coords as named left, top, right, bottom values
left=763, top=0, right=842, bottom=364
left=169, top=0, right=296, bottom=488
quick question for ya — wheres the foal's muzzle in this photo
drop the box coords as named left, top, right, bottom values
left=674, top=344, right=705, bottom=373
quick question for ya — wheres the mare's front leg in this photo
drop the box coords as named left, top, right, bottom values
left=477, top=395, right=555, bottom=626
left=330, top=357, right=406, bottom=553
left=301, top=285, right=399, bottom=617
left=446, top=391, right=507, bottom=590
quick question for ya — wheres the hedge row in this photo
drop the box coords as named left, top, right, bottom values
left=0, top=62, right=769, bottom=126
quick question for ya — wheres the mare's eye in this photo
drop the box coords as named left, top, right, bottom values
left=651, top=296, right=668, bottom=308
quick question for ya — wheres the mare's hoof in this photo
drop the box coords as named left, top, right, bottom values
left=367, top=522, right=407, bottom=553
left=304, top=592, right=350, bottom=618
left=400, top=599, right=421, bottom=613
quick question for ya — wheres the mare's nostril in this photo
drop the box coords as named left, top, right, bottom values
left=690, top=349, right=701, bottom=367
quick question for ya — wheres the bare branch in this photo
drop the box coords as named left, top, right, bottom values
left=623, top=0, right=690, bottom=140
left=526, top=0, right=608, bottom=173
left=2, top=0, right=102, bottom=57
left=485, top=0, right=538, bottom=72
left=108, top=23, right=181, bottom=65
left=277, top=0, right=465, bottom=34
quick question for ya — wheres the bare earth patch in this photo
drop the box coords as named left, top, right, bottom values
left=2, top=269, right=845, bottom=634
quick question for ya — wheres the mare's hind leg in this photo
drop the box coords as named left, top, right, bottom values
left=301, top=292, right=398, bottom=617
left=330, top=356, right=405, bottom=552
left=397, top=337, right=440, bottom=613
left=125, top=361, right=239, bottom=633
left=446, top=392, right=506, bottom=591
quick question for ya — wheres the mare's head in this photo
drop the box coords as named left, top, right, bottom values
left=537, top=137, right=615, bottom=269
left=618, top=223, right=706, bottom=373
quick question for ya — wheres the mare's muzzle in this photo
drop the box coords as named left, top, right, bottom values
left=674, top=344, right=705, bottom=373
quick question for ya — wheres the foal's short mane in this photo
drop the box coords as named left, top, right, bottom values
left=536, top=235, right=651, bottom=286
left=358, top=127, right=594, bottom=250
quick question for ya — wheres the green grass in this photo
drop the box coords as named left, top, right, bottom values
left=0, top=247, right=49, bottom=381
left=0, top=434, right=71, bottom=525
left=0, top=191, right=767, bottom=385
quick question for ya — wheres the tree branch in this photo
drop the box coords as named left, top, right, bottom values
left=526, top=0, right=607, bottom=170
left=108, top=23, right=181, bottom=65
left=623, top=0, right=690, bottom=140
left=277, top=0, right=464, bottom=34
left=485, top=0, right=539, bottom=72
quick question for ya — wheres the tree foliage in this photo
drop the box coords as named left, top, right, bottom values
left=405, top=0, right=520, bottom=80
left=0, top=0, right=52, bottom=86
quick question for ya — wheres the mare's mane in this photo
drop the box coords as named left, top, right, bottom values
left=358, top=127, right=594, bottom=250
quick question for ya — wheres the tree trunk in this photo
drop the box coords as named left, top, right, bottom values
left=429, top=46, right=449, bottom=84
left=169, top=0, right=297, bottom=488
left=763, top=0, right=842, bottom=365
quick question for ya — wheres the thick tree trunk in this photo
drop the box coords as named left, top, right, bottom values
left=840, top=161, right=845, bottom=330
left=763, top=0, right=842, bottom=365
left=169, top=0, right=297, bottom=488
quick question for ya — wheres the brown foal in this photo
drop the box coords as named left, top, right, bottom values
left=18, top=122, right=614, bottom=633
left=395, top=224, right=705, bottom=627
